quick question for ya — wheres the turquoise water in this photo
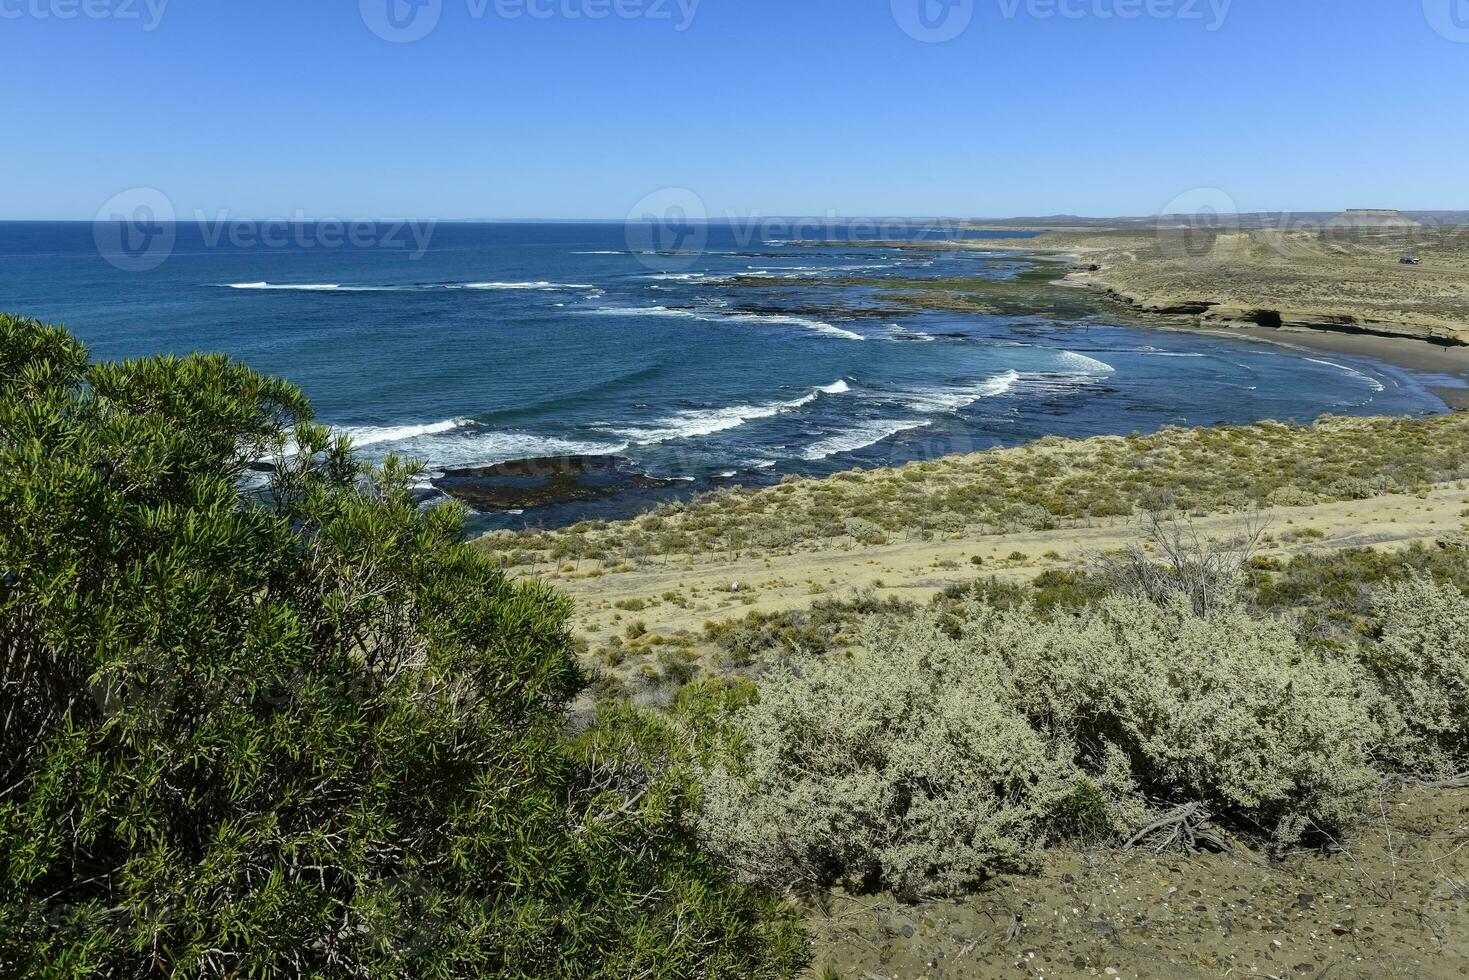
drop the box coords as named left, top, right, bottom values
left=1, top=220, right=1446, bottom=526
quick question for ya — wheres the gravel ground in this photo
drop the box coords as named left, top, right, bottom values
left=807, top=790, right=1469, bottom=979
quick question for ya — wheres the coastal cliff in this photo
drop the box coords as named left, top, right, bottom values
left=973, top=224, right=1469, bottom=347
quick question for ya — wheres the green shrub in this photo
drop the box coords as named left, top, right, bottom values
left=0, top=315, right=805, bottom=978
left=1251, top=544, right=1469, bottom=642
left=699, top=594, right=1384, bottom=898
left=704, top=594, right=914, bottom=665
left=1011, top=596, right=1382, bottom=845
left=841, top=518, right=886, bottom=545
left=697, top=618, right=1073, bottom=899
left=1367, top=574, right=1469, bottom=777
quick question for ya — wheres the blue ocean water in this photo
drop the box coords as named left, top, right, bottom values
left=0, top=220, right=1447, bottom=527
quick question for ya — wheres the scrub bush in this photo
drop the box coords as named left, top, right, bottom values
left=700, top=594, right=1384, bottom=897
left=697, top=619, right=1072, bottom=899
left=1011, top=596, right=1382, bottom=845
left=1367, top=574, right=1469, bottom=778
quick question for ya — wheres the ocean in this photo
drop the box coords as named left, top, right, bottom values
left=1, top=219, right=1447, bottom=529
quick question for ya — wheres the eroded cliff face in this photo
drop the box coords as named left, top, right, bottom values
left=1090, top=281, right=1469, bottom=346
left=978, top=226, right=1469, bottom=347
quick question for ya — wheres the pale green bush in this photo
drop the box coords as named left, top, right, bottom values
left=1368, top=574, right=1469, bottom=777
left=697, top=617, right=1073, bottom=899
left=700, top=595, right=1384, bottom=897
left=1269, top=486, right=1318, bottom=508
left=1004, top=596, right=1382, bottom=845
left=841, top=517, right=887, bottom=544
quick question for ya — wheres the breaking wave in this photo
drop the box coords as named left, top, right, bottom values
left=340, top=418, right=473, bottom=447
left=801, top=419, right=930, bottom=461
left=609, top=380, right=849, bottom=445
left=1303, top=357, right=1386, bottom=392
left=901, top=370, right=1021, bottom=413
left=587, top=305, right=865, bottom=341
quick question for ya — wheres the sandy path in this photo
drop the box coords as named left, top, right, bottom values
left=517, top=484, right=1469, bottom=640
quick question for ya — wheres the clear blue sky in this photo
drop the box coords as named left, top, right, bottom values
left=4, top=0, right=1466, bottom=219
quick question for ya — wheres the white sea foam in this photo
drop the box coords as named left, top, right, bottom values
left=1131, top=346, right=1206, bottom=357
left=227, top=282, right=364, bottom=291
left=337, top=418, right=626, bottom=468
left=225, top=280, right=592, bottom=293
left=801, top=419, right=930, bottom=461
left=571, top=250, right=625, bottom=255
left=886, top=324, right=937, bottom=342
left=416, top=432, right=629, bottom=468
left=456, top=281, right=594, bottom=290
left=611, top=380, right=844, bottom=444
left=1303, top=357, right=1386, bottom=392
left=716, top=312, right=865, bottom=341
left=902, top=370, right=1021, bottom=413
left=587, top=306, right=864, bottom=341
left=340, top=417, right=473, bottom=447
left=591, top=305, right=702, bottom=319
left=1056, top=350, right=1116, bottom=374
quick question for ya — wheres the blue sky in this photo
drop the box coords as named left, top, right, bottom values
left=3, top=0, right=1466, bottom=219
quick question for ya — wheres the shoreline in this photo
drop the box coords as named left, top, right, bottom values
left=1192, top=321, right=1469, bottom=411
left=463, top=249, right=1467, bottom=526
left=856, top=237, right=1469, bottom=412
